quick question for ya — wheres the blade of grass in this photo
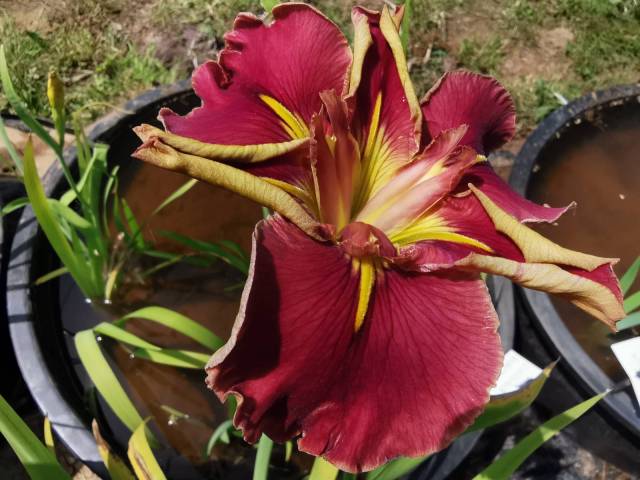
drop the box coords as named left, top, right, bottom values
left=309, top=457, right=339, bottom=480
left=0, top=393, right=70, bottom=480
left=116, top=306, right=224, bottom=352
left=205, top=420, right=233, bottom=457
left=1, top=197, right=29, bottom=216
left=253, top=435, right=274, bottom=480
left=473, top=391, right=607, bottom=480
left=127, top=420, right=166, bottom=480
left=617, top=311, right=640, bottom=331
left=132, top=348, right=210, bottom=369
left=74, top=330, right=143, bottom=432
left=0, top=116, right=23, bottom=174
left=151, top=178, right=197, bottom=217
left=621, top=256, right=640, bottom=295
left=93, top=323, right=162, bottom=352
left=92, top=420, right=136, bottom=480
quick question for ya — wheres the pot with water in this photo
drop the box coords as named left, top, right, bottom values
left=512, top=84, right=640, bottom=474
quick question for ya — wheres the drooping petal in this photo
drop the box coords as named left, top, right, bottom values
left=455, top=254, right=624, bottom=329
left=349, top=6, right=422, bottom=212
left=135, top=123, right=307, bottom=163
left=160, top=4, right=351, bottom=153
left=421, top=71, right=516, bottom=154
left=394, top=186, right=624, bottom=327
left=469, top=185, right=615, bottom=271
left=207, top=217, right=502, bottom=473
left=465, top=164, right=573, bottom=223
left=132, top=139, right=326, bottom=240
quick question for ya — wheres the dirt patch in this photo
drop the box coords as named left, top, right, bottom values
left=501, top=26, right=574, bottom=79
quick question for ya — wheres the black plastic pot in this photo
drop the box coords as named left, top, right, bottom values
left=510, top=84, right=640, bottom=474
left=6, top=82, right=515, bottom=479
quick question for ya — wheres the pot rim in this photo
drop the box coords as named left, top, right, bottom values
left=510, top=83, right=640, bottom=438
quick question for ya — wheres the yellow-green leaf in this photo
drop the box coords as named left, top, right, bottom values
left=127, top=420, right=166, bottom=480
left=74, top=330, right=143, bottom=432
left=468, top=360, right=557, bottom=432
left=92, top=420, right=135, bottom=480
left=309, top=456, right=339, bottom=480
left=473, top=391, right=607, bottom=480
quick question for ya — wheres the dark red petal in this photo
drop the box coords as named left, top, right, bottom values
left=300, top=269, right=501, bottom=472
left=162, top=4, right=351, bottom=145
left=207, top=216, right=359, bottom=444
left=207, top=216, right=502, bottom=472
left=421, top=71, right=516, bottom=154
left=434, top=192, right=525, bottom=261
left=465, top=164, right=573, bottom=223
left=349, top=7, right=422, bottom=208
left=564, top=263, right=623, bottom=302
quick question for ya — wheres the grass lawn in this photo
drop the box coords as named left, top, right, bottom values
left=1, top=0, right=639, bottom=139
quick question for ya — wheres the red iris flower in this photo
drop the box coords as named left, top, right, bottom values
left=133, top=3, right=625, bottom=472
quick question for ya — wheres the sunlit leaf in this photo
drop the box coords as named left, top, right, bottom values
left=117, top=306, right=224, bottom=351
left=309, top=456, right=339, bottom=480
left=92, top=420, right=136, bottom=480
left=22, top=138, right=98, bottom=297
left=0, top=393, right=70, bottom=480
left=205, top=420, right=233, bottom=458
left=127, top=420, right=166, bottom=480
left=132, top=348, right=210, bottom=369
left=467, top=360, right=557, bottom=432
left=621, top=256, right=640, bottom=295
left=93, top=322, right=162, bottom=352
left=74, top=330, right=143, bottom=432
left=253, top=435, right=274, bottom=480
left=473, top=391, right=607, bottom=480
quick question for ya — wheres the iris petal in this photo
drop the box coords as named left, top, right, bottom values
left=207, top=217, right=503, bottom=473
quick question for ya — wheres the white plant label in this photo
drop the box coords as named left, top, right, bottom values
left=611, top=336, right=640, bottom=405
left=490, top=349, right=543, bottom=396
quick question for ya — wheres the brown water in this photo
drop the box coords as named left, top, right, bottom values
left=103, top=161, right=268, bottom=471
left=527, top=110, right=640, bottom=381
